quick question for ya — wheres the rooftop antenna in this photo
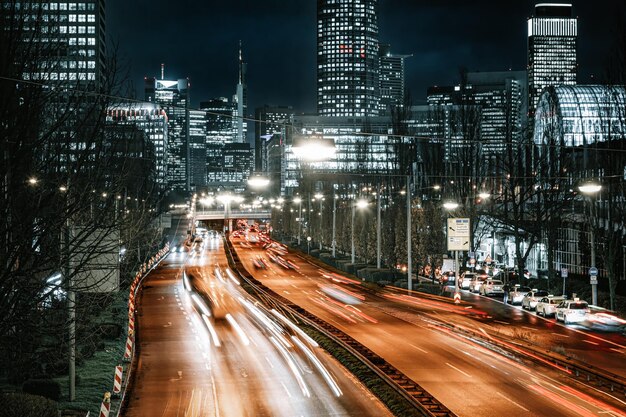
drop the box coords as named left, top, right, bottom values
left=238, top=40, right=243, bottom=84
left=160, top=63, right=164, bottom=80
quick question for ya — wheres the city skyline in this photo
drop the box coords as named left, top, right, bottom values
left=109, top=0, right=619, bottom=114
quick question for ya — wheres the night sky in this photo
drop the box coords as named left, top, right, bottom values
left=108, top=0, right=620, bottom=114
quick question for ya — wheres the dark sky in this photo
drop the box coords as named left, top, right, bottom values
left=108, top=0, right=620, bottom=113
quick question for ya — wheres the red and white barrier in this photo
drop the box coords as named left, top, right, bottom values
left=128, top=314, right=135, bottom=333
left=123, top=334, right=133, bottom=361
left=112, top=365, right=123, bottom=395
left=99, top=392, right=111, bottom=417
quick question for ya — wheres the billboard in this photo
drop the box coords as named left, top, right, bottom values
left=70, top=227, right=120, bottom=293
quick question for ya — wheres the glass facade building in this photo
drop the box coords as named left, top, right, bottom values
left=106, top=104, right=169, bottom=190
left=254, top=105, right=294, bottom=172
left=378, top=44, right=410, bottom=115
left=317, top=0, right=380, bottom=117
left=534, top=85, right=626, bottom=147
left=145, top=77, right=190, bottom=191
left=13, top=0, right=106, bottom=87
left=527, top=3, right=577, bottom=117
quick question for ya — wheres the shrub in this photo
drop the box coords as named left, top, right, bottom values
left=0, top=392, right=58, bottom=417
left=22, top=378, right=61, bottom=401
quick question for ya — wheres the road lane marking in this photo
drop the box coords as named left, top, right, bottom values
left=496, top=391, right=529, bottom=411
left=291, top=284, right=299, bottom=289
left=552, top=333, right=569, bottom=337
left=409, top=343, right=429, bottom=354
left=494, top=320, right=510, bottom=325
left=446, top=362, right=472, bottom=378
left=281, top=382, right=293, bottom=398
left=283, top=290, right=290, bottom=294
left=583, top=340, right=599, bottom=346
left=522, top=326, right=535, bottom=331
left=610, top=348, right=625, bottom=354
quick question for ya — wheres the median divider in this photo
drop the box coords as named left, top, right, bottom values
left=223, top=236, right=455, bottom=417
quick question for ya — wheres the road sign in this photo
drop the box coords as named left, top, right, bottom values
left=561, top=268, right=568, bottom=278
left=447, top=236, right=470, bottom=251
left=590, top=277, right=598, bottom=285
left=589, top=267, right=598, bottom=277
left=447, top=218, right=470, bottom=251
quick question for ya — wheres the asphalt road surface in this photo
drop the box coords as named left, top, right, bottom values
left=122, top=237, right=392, bottom=417
left=234, top=237, right=626, bottom=417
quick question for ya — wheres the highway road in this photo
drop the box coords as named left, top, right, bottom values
left=123, top=236, right=392, bottom=417
left=233, top=237, right=626, bottom=417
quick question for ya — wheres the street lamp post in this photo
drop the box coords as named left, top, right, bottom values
left=351, top=198, right=368, bottom=264
left=579, top=182, right=602, bottom=305
left=376, top=183, right=381, bottom=269
left=443, top=201, right=461, bottom=298
left=407, top=175, right=412, bottom=291
left=294, top=197, right=302, bottom=245
left=332, top=193, right=337, bottom=258
left=315, top=193, right=323, bottom=250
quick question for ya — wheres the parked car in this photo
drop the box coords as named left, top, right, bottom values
left=479, top=279, right=505, bottom=296
left=439, top=271, right=456, bottom=286
left=507, top=285, right=531, bottom=305
left=521, top=289, right=550, bottom=310
left=535, top=296, right=565, bottom=317
left=459, top=272, right=476, bottom=290
left=469, top=275, right=487, bottom=293
left=555, top=299, right=590, bottom=324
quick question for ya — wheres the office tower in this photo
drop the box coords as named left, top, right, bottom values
left=527, top=3, right=577, bottom=117
left=317, top=0, right=380, bottom=117
left=15, top=0, right=107, bottom=88
left=145, top=71, right=190, bottom=191
left=106, top=103, right=169, bottom=189
left=235, top=42, right=247, bottom=143
left=379, top=44, right=411, bottom=115
left=189, top=109, right=207, bottom=189
left=426, top=71, right=526, bottom=156
left=254, top=105, right=294, bottom=172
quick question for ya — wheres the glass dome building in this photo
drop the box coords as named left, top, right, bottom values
left=534, top=85, right=626, bottom=147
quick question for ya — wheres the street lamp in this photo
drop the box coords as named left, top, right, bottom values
left=314, top=193, right=323, bottom=250
left=293, top=197, right=302, bottom=245
left=247, top=175, right=270, bottom=188
left=351, top=198, right=368, bottom=264
left=292, top=136, right=336, bottom=161
left=578, top=181, right=602, bottom=305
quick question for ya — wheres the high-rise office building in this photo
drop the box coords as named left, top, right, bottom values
left=15, top=0, right=107, bottom=88
left=188, top=109, right=207, bottom=189
left=145, top=72, right=190, bottom=191
left=234, top=42, right=248, bottom=143
left=254, top=105, right=294, bottom=172
left=106, top=103, right=169, bottom=189
left=317, top=0, right=380, bottom=117
left=527, top=3, right=577, bottom=118
left=378, top=44, right=411, bottom=115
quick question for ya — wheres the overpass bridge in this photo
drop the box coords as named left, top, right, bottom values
left=195, top=210, right=272, bottom=221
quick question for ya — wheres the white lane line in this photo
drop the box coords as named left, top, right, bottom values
left=522, top=326, right=535, bottom=331
left=446, top=362, right=472, bottom=378
left=281, top=382, right=293, bottom=398
left=496, top=391, right=529, bottom=411
left=409, top=343, right=429, bottom=354
left=494, top=320, right=510, bottom=325
left=264, top=356, right=275, bottom=368
left=283, top=290, right=290, bottom=295
left=552, top=333, right=569, bottom=337
left=610, top=348, right=625, bottom=354
left=583, top=340, right=599, bottom=346
left=291, top=284, right=299, bottom=289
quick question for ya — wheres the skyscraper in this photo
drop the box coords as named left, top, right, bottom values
left=527, top=3, right=577, bottom=118
left=378, top=44, right=411, bottom=115
left=16, top=0, right=107, bottom=88
left=317, top=0, right=380, bottom=117
left=255, top=105, right=293, bottom=172
left=145, top=71, right=190, bottom=191
left=235, top=42, right=247, bottom=143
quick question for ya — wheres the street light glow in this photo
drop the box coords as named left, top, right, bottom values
left=292, top=137, right=336, bottom=161
left=28, top=177, right=38, bottom=185
left=293, top=197, right=302, bottom=204
left=478, top=192, right=490, bottom=199
left=356, top=199, right=368, bottom=209
left=578, top=183, right=602, bottom=194
left=314, top=193, right=323, bottom=200
left=443, top=201, right=459, bottom=210
left=247, top=175, right=270, bottom=188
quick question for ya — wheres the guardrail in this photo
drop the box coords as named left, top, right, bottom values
left=223, top=237, right=455, bottom=417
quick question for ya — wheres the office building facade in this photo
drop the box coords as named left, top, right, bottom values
left=527, top=3, right=577, bottom=118
left=379, top=44, right=410, bottom=115
left=317, top=0, right=380, bottom=117
left=254, top=105, right=294, bottom=172
left=145, top=76, right=190, bottom=191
